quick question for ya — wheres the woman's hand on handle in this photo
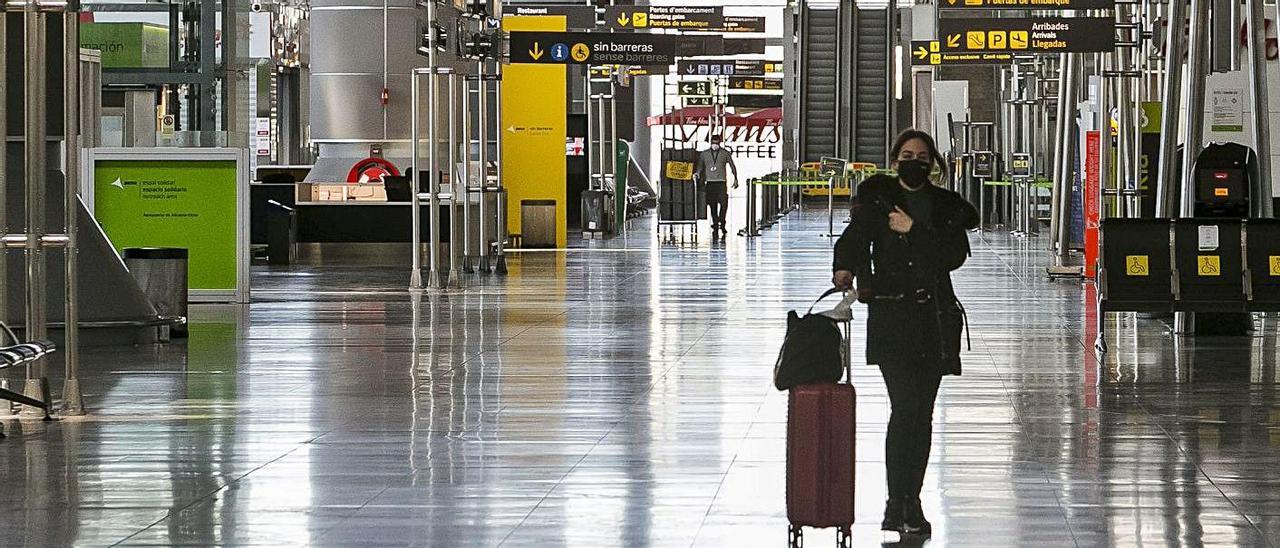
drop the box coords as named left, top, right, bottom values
left=832, top=270, right=854, bottom=290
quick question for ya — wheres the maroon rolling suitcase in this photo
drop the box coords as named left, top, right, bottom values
left=785, top=292, right=855, bottom=548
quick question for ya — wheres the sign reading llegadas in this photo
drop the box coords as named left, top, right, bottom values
left=509, top=32, right=679, bottom=65
left=937, top=17, right=1116, bottom=53
left=93, top=160, right=239, bottom=291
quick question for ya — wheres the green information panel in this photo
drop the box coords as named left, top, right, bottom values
left=93, top=160, right=239, bottom=291
left=80, top=23, right=169, bottom=69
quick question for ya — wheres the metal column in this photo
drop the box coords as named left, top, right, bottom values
left=478, top=64, right=490, bottom=273
left=1246, top=0, right=1274, bottom=217
left=1155, top=0, right=1189, bottom=218
left=1179, top=0, right=1211, bottom=217
left=62, top=7, right=83, bottom=415
left=22, top=3, right=51, bottom=415
left=493, top=64, right=507, bottom=275
left=462, top=73, right=473, bottom=274
left=447, top=71, right=461, bottom=288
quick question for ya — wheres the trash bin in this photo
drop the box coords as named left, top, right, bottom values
left=122, top=247, right=189, bottom=338
left=266, top=200, right=298, bottom=265
left=521, top=199, right=556, bottom=248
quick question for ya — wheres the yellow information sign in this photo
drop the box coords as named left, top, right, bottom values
left=1125, top=255, right=1149, bottom=276
left=665, top=161, right=695, bottom=181
left=1198, top=255, right=1221, bottom=276
left=1269, top=256, right=1280, bottom=276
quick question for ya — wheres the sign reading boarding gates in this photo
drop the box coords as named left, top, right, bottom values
left=604, top=6, right=723, bottom=30
left=937, top=17, right=1116, bottom=53
left=509, top=32, right=679, bottom=65
left=677, top=59, right=783, bottom=77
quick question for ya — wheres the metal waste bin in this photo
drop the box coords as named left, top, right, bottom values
left=266, top=200, right=298, bottom=265
left=123, top=247, right=189, bottom=338
left=521, top=199, right=556, bottom=248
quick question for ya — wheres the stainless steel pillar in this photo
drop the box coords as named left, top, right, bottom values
left=447, top=71, right=461, bottom=288
left=0, top=9, right=8, bottom=333
left=1175, top=0, right=1212, bottom=333
left=462, top=74, right=473, bottom=273
left=410, top=69, right=424, bottom=289
left=62, top=8, right=83, bottom=416
left=427, top=67, right=442, bottom=288
left=494, top=65, right=507, bottom=275
left=22, top=5, right=51, bottom=416
left=1246, top=0, right=1274, bottom=217
left=1098, top=53, right=1113, bottom=223
left=1180, top=0, right=1211, bottom=217
left=478, top=64, right=490, bottom=273
left=1155, top=0, right=1189, bottom=217
left=1049, top=54, right=1070, bottom=250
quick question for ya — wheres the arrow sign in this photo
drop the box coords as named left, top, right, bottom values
left=947, top=34, right=962, bottom=48
left=617, top=12, right=630, bottom=26
left=510, top=32, right=679, bottom=65
left=915, top=46, right=929, bottom=60
left=112, top=177, right=124, bottom=189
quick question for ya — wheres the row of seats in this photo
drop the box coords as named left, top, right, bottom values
left=1100, top=218, right=1280, bottom=313
left=0, top=340, right=57, bottom=370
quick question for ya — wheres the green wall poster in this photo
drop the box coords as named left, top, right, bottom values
left=93, top=160, right=239, bottom=291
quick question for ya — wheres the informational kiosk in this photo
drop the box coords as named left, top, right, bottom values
left=83, top=148, right=251, bottom=303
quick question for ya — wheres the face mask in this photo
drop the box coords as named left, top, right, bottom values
left=897, top=159, right=932, bottom=189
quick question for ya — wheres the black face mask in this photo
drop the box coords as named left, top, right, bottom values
left=897, top=159, right=932, bottom=189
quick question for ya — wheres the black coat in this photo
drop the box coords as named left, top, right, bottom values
left=832, top=174, right=979, bottom=375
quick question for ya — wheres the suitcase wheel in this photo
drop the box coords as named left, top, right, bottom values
left=787, top=524, right=803, bottom=548
left=836, top=526, right=851, bottom=548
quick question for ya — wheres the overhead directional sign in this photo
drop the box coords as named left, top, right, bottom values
left=684, top=96, right=714, bottom=107
left=718, top=16, right=766, bottom=33
left=501, top=5, right=597, bottom=29
left=727, top=95, right=782, bottom=109
left=676, top=59, right=784, bottom=77
left=729, top=77, right=783, bottom=91
left=724, top=38, right=766, bottom=56
left=590, top=65, right=671, bottom=78
left=911, top=40, right=1013, bottom=65
left=938, top=0, right=1114, bottom=9
left=604, top=6, right=723, bottom=30
left=509, top=32, right=679, bottom=65
left=678, top=81, right=712, bottom=96
left=937, top=17, right=1116, bottom=53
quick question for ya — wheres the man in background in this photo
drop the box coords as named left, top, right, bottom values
left=696, top=135, right=739, bottom=237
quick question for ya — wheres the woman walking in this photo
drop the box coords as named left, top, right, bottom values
left=831, top=129, right=979, bottom=537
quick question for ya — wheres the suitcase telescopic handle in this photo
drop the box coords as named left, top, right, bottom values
left=807, top=287, right=855, bottom=315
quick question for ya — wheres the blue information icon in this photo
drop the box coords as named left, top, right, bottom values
left=550, top=43, right=570, bottom=62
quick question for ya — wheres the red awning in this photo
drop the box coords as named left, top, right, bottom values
left=646, top=106, right=782, bottom=127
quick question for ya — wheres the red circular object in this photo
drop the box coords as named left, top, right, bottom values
left=346, top=157, right=401, bottom=183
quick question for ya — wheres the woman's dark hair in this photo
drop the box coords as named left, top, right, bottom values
left=889, top=129, right=948, bottom=179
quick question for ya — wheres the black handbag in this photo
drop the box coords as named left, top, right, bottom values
left=773, top=288, right=851, bottom=391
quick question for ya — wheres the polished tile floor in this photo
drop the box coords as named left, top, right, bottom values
left=3, top=203, right=1280, bottom=547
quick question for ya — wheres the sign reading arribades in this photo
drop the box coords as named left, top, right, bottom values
left=937, top=17, right=1116, bottom=53
left=509, top=32, right=679, bottom=65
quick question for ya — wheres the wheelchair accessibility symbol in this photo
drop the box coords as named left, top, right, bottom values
left=1125, top=255, right=1149, bottom=277
left=1197, top=255, right=1221, bottom=276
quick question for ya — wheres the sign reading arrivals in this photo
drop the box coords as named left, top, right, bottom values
left=604, top=6, right=723, bottom=30
left=937, top=17, right=1116, bottom=54
left=510, top=32, right=679, bottom=65
left=938, top=0, right=1114, bottom=9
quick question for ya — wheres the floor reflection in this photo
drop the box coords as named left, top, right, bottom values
left=0, top=212, right=1277, bottom=546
